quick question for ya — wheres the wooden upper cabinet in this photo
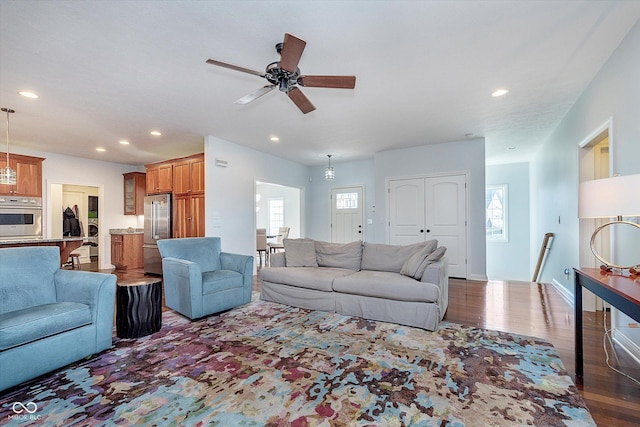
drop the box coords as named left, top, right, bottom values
left=123, top=172, right=146, bottom=215
left=145, top=162, right=173, bottom=194
left=173, top=154, right=204, bottom=195
left=0, top=153, right=44, bottom=197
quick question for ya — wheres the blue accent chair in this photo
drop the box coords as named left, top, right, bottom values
left=157, top=237, right=253, bottom=320
left=0, top=246, right=116, bottom=391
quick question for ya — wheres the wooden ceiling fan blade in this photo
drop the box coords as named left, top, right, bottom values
left=287, top=87, right=315, bottom=114
left=234, top=85, right=275, bottom=105
left=206, top=59, right=265, bottom=78
left=298, top=75, right=356, bottom=89
left=279, top=33, right=306, bottom=73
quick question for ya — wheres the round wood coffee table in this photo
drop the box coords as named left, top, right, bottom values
left=116, top=278, right=162, bottom=338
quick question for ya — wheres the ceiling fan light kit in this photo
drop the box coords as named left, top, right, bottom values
left=207, top=33, right=356, bottom=114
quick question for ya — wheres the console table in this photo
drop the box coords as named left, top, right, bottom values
left=573, top=267, right=640, bottom=384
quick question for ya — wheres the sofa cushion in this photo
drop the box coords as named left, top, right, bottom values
left=333, top=270, right=440, bottom=303
left=283, top=238, right=318, bottom=267
left=261, top=267, right=354, bottom=292
left=361, top=241, right=435, bottom=273
left=202, top=270, right=244, bottom=294
left=400, top=240, right=438, bottom=278
left=315, top=240, right=363, bottom=271
left=0, top=302, right=92, bottom=351
left=414, top=246, right=447, bottom=280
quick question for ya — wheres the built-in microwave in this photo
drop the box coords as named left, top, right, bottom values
left=0, top=196, right=43, bottom=240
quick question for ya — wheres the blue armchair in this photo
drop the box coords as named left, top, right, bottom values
left=0, top=246, right=116, bottom=391
left=157, top=237, right=253, bottom=320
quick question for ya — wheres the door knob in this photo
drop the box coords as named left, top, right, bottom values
left=426, top=229, right=431, bottom=233
left=420, top=229, right=424, bottom=233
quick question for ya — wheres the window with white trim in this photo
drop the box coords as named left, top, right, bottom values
left=486, top=185, right=508, bottom=241
left=268, top=198, right=284, bottom=236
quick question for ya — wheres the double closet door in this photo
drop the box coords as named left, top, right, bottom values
left=389, top=174, right=467, bottom=278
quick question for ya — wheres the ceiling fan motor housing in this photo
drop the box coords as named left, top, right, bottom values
left=265, top=61, right=300, bottom=92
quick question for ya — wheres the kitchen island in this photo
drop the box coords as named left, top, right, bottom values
left=0, top=237, right=85, bottom=266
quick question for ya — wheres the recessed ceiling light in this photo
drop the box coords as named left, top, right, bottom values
left=150, top=131, right=162, bottom=136
left=96, top=147, right=106, bottom=152
left=270, top=136, right=280, bottom=142
left=19, top=91, right=39, bottom=99
left=120, top=140, right=130, bottom=145
left=491, top=89, right=509, bottom=97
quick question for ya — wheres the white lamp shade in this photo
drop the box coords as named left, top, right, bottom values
left=578, top=174, right=640, bottom=218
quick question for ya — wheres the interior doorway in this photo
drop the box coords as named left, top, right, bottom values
left=49, top=182, right=103, bottom=270
left=578, top=119, right=611, bottom=311
left=255, top=180, right=302, bottom=263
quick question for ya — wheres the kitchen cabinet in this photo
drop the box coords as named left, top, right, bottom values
left=145, top=162, right=173, bottom=194
left=111, top=232, right=144, bottom=270
left=123, top=172, right=146, bottom=215
left=173, top=193, right=205, bottom=238
left=173, top=154, right=204, bottom=195
left=0, top=152, right=44, bottom=197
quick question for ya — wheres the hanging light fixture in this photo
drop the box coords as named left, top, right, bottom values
left=0, top=108, right=17, bottom=185
left=324, top=154, right=335, bottom=180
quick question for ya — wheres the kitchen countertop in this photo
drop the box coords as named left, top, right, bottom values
left=0, top=237, right=85, bottom=245
left=109, top=228, right=144, bottom=235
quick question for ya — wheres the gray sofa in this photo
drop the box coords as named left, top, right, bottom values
left=260, top=239, right=448, bottom=331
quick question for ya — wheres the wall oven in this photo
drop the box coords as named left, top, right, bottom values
left=0, top=196, right=43, bottom=240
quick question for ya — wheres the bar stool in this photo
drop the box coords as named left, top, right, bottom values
left=69, top=253, right=81, bottom=270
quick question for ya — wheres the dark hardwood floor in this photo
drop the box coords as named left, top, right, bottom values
left=96, top=261, right=640, bottom=426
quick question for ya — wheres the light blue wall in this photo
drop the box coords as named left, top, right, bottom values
left=531, top=21, right=640, bottom=355
left=486, top=162, right=530, bottom=281
left=204, top=136, right=311, bottom=256
left=374, top=139, right=487, bottom=280
left=531, top=20, right=640, bottom=290
left=307, top=159, right=375, bottom=242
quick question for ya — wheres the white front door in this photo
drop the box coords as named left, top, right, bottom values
left=425, top=174, right=467, bottom=278
left=331, top=186, right=364, bottom=243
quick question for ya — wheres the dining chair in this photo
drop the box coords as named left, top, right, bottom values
left=256, top=228, right=268, bottom=266
left=268, top=226, right=290, bottom=253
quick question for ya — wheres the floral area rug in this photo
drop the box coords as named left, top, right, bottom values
left=1, top=298, right=595, bottom=426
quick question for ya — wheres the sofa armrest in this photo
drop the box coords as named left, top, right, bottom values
left=270, top=252, right=286, bottom=267
left=221, top=252, right=254, bottom=291
left=421, top=257, right=449, bottom=318
left=54, top=270, right=116, bottom=350
left=162, top=257, right=203, bottom=316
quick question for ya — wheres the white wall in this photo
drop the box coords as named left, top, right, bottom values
left=531, top=21, right=640, bottom=359
left=11, top=147, right=144, bottom=269
left=486, top=162, right=530, bottom=281
left=204, top=136, right=311, bottom=257
left=307, top=158, right=375, bottom=242
left=373, top=139, right=487, bottom=280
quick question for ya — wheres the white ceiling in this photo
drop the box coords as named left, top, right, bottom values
left=1, top=1, right=639, bottom=167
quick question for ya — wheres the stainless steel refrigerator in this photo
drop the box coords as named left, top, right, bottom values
left=143, top=194, right=171, bottom=275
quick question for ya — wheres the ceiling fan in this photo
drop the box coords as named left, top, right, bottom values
left=206, top=33, right=356, bottom=114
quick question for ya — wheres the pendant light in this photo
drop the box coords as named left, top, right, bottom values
left=0, top=108, right=17, bottom=185
left=324, top=154, right=335, bottom=180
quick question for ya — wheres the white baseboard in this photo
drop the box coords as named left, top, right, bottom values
left=612, top=329, right=640, bottom=366
left=551, top=279, right=574, bottom=308
left=466, top=273, right=488, bottom=282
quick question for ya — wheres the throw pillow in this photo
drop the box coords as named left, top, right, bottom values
left=414, top=246, right=447, bottom=280
left=315, top=240, right=363, bottom=271
left=361, top=241, right=426, bottom=273
left=399, top=240, right=438, bottom=278
left=283, top=238, right=318, bottom=267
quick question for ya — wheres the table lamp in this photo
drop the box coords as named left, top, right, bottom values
left=578, top=174, right=640, bottom=272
